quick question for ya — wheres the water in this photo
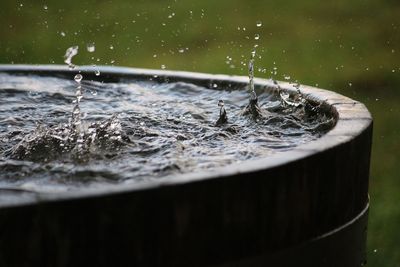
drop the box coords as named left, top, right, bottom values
left=248, top=48, right=257, bottom=101
left=72, top=74, right=83, bottom=130
left=0, top=73, right=334, bottom=192
left=216, top=100, right=227, bottom=125
left=86, top=43, right=95, bottom=53
left=243, top=47, right=264, bottom=119
left=64, top=46, right=79, bottom=69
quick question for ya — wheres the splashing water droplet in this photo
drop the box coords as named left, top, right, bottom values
left=248, top=48, right=257, bottom=100
left=256, top=21, right=262, bottom=27
left=87, top=43, right=95, bottom=53
left=91, top=65, right=101, bottom=76
left=161, top=64, right=166, bottom=70
left=43, top=5, right=48, bottom=10
left=60, top=31, right=66, bottom=37
left=72, top=74, right=84, bottom=131
left=242, top=47, right=264, bottom=120
left=216, top=100, right=228, bottom=125
left=64, top=46, right=79, bottom=69
left=74, top=74, right=83, bottom=83
left=254, top=34, right=260, bottom=40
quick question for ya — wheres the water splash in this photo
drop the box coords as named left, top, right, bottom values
left=64, top=46, right=79, bottom=69
left=279, top=91, right=303, bottom=107
left=242, top=47, right=263, bottom=119
left=9, top=114, right=125, bottom=163
left=72, top=74, right=83, bottom=130
left=248, top=47, right=257, bottom=101
left=216, top=100, right=227, bottom=125
left=277, top=80, right=306, bottom=108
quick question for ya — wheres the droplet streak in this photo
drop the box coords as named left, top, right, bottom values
left=64, top=46, right=79, bottom=69
left=72, top=74, right=83, bottom=130
left=248, top=48, right=257, bottom=101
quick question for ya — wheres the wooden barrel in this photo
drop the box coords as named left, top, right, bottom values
left=0, top=65, right=372, bottom=267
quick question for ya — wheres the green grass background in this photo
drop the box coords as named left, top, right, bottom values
left=1, top=0, right=399, bottom=265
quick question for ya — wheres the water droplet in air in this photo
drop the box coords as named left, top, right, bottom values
left=43, top=5, right=48, bottom=10
left=74, top=74, right=83, bottom=83
left=64, top=46, right=79, bottom=69
left=254, top=34, right=260, bottom=40
left=109, top=45, right=114, bottom=50
left=161, top=64, right=166, bottom=69
left=95, top=69, right=100, bottom=76
left=256, top=21, right=262, bottom=27
left=87, top=43, right=95, bottom=53
left=60, top=31, right=66, bottom=37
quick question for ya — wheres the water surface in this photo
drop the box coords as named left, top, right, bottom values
left=0, top=73, right=334, bottom=192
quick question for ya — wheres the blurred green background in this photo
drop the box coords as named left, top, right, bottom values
left=0, top=0, right=399, bottom=265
